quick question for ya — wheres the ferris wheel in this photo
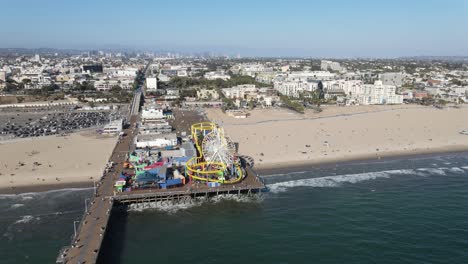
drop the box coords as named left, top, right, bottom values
left=201, top=127, right=236, bottom=167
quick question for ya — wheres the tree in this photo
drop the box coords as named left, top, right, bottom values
left=110, top=85, right=122, bottom=94
left=248, top=99, right=255, bottom=110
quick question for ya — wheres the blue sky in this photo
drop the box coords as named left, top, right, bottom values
left=0, top=0, right=467, bottom=57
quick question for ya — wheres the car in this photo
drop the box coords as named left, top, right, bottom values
left=460, top=130, right=468, bottom=135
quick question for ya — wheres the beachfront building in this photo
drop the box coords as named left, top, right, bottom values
left=322, top=80, right=364, bottom=96
left=136, top=133, right=177, bottom=148
left=102, top=119, right=123, bottom=134
left=222, top=84, right=258, bottom=100
left=226, top=110, right=249, bottom=118
left=274, top=80, right=318, bottom=97
left=355, top=81, right=403, bottom=105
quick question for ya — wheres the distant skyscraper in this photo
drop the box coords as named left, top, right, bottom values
left=34, top=54, right=40, bottom=62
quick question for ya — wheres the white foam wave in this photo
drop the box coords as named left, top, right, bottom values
left=448, top=167, right=465, bottom=173
left=211, top=194, right=263, bottom=204
left=416, top=168, right=447, bottom=176
left=261, top=170, right=310, bottom=178
left=267, top=166, right=468, bottom=193
left=14, top=215, right=34, bottom=224
left=129, top=200, right=200, bottom=213
left=10, top=204, right=24, bottom=209
left=0, top=187, right=93, bottom=199
left=128, top=194, right=262, bottom=213
left=268, top=170, right=395, bottom=193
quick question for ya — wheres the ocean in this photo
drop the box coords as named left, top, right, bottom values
left=1, top=153, right=468, bottom=264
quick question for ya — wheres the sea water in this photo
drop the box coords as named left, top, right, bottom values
left=1, top=153, right=468, bottom=263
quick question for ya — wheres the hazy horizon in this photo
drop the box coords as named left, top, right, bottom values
left=1, top=0, right=467, bottom=57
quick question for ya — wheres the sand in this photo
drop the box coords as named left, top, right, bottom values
left=0, top=132, right=117, bottom=192
left=206, top=105, right=468, bottom=170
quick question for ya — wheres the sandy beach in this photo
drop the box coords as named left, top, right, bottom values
left=0, top=132, right=117, bottom=193
left=206, top=105, right=468, bottom=170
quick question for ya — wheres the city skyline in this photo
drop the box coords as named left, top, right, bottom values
left=1, top=0, right=467, bottom=57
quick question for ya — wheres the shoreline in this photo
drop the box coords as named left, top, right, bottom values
left=255, top=147, right=468, bottom=175
left=0, top=181, right=94, bottom=195
left=2, top=148, right=468, bottom=195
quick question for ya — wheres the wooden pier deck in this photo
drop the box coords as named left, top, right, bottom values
left=114, top=167, right=265, bottom=205
left=58, top=88, right=143, bottom=264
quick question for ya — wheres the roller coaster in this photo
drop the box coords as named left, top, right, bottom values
left=185, top=122, right=244, bottom=184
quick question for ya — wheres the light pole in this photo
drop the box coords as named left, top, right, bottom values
left=93, top=180, right=97, bottom=196
left=85, top=198, right=90, bottom=213
left=73, top=220, right=80, bottom=238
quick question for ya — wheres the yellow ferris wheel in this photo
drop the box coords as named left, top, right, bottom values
left=185, top=122, right=244, bottom=184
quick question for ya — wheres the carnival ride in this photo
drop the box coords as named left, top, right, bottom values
left=186, top=122, right=244, bottom=183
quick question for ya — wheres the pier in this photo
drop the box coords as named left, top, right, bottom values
left=57, top=90, right=265, bottom=264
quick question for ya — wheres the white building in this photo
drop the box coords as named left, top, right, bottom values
left=141, top=107, right=164, bottom=121
left=321, top=60, right=344, bottom=72
left=146, top=77, right=158, bottom=91
left=222, top=84, right=258, bottom=99
left=136, top=133, right=177, bottom=149
left=94, top=79, right=133, bottom=91
left=204, top=71, right=230, bottom=81
left=102, top=119, right=123, bottom=134
left=103, top=67, right=138, bottom=78
left=274, top=81, right=318, bottom=97
left=287, top=71, right=336, bottom=82
left=322, top=80, right=363, bottom=96
left=356, top=81, right=403, bottom=105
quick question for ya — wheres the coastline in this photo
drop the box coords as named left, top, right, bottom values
left=2, top=148, right=468, bottom=195
left=255, top=147, right=468, bottom=175
left=0, top=181, right=94, bottom=195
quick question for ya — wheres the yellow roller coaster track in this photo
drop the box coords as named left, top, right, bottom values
left=185, top=122, right=243, bottom=183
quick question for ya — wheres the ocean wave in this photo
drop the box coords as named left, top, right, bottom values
left=0, top=187, right=93, bottom=199
left=14, top=215, right=34, bottom=224
left=128, top=194, right=262, bottom=213
left=267, top=166, right=468, bottom=193
left=10, top=204, right=24, bottom=209
left=261, top=170, right=309, bottom=178
left=416, top=168, right=446, bottom=176
left=267, top=170, right=394, bottom=193
left=448, top=167, right=465, bottom=173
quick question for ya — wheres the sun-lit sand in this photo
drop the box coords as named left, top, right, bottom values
left=206, top=105, right=468, bottom=170
left=0, top=132, right=117, bottom=191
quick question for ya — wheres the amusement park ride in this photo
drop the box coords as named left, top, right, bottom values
left=185, top=122, right=245, bottom=183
